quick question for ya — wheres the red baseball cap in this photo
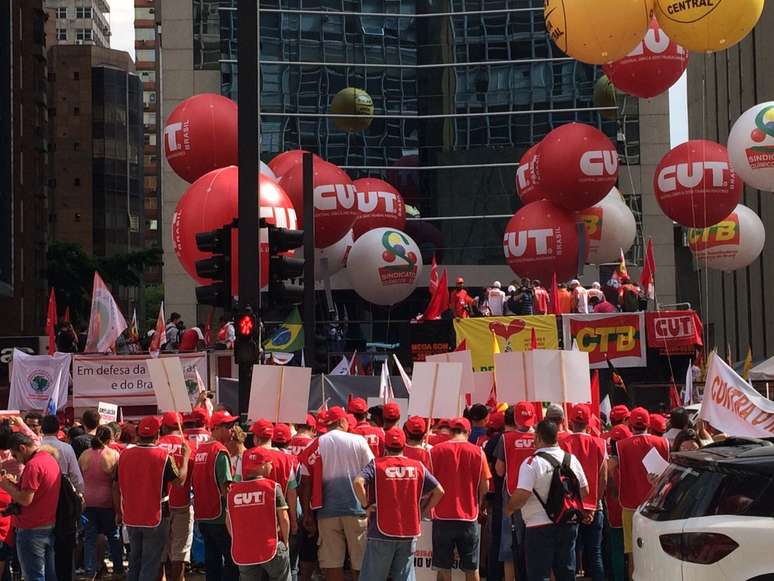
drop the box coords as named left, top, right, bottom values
left=487, top=411, right=505, bottom=431
left=608, top=424, right=632, bottom=442
left=316, top=412, right=329, bottom=434
left=514, top=401, right=536, bottom=428
left=436, top=419, right=451, bottom=429
left=161, top=411, right=183, bottom=429
left=571, top=404, right=591, bottom=425
left=383, top=402, right=401, bottom=422
left=250, top=418, right=274, bottom=439
left=242, top=447, right=273, bottom=477
left=301, top=414, right=317, bottom=428
left=403, top=416, right=427, bottom=437
left=347, top=398, right=368, bottom=414
left=456, top=277, right=465, bottom=284
left=629, top=407, right=650, bottom=430
left=138, top=416, right=161, bottom=438
left=183, top=407, right=209, bottom=427
left=610, top=405, right=631, bottom=424
left=272, top=423, right=292, bottom=445
left=384, top=427, right=406, bottom=450
left=326, top=406, right=347, bottom=424
left=210, top=410, right=240, bottom=428
left=649, top=414, right=667, bottom=435
left=451, top=417, right=471, bottom=432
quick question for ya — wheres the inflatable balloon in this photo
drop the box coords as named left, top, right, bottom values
left=352, top=178, right=406, bottom=239
left=172, top=167, right=297, bottom=289
left=298, top=230, right=354, bottom=279
left=515, top=144, right=545, bottom=205
left=654, top=0, right=764, bottom=53
left=503, top=200, right=582, bottom=282
left=278, top=158, right=358, bottom=247
left=603, top=18, right=688, bottom=99
left=346, top=228, right=423, bottom=305
left=688, top=204, right=765, bottom=271
left=164, top=93, right=238, bottom=184
left=535, top=123, right=619, bottom=211
left=330, top=87, right=374, bottom=132
left=592, top=76, right=619, bottom=121
left=576, top=188, right=637, bottom=264
left=654, top=140, right=742, bottom=228
left=544, top=0, right=653, bottom=65
left=728, top=102, right=774, bottom=192
left=268, top=150, right=320, bottom=180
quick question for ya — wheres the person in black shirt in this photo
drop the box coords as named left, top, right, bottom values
left=56, top=321, right=80, bottom=353
left=70, top=409, right=100, bottom=459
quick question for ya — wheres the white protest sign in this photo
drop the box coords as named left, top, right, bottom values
left=642, top=447, right=670, bottom=477
left=367, top=397, right=409, bottom=422
left=699, top=354, right=774, bottom=438
left=248, top=365, right=311, bottom=423
left=415, top=520, right=465, bottom=580
left=146, top=357, right=193, bottom=413
left=494, top=350, right=591, bottom=404
left=408, top=362, right=462, bottom=419
left=471, top=372, right=495, bottom=405
left=494, top=352, right=530, bottom=403
left=98, top=402, right=118, bottom=424
left=426, top=351, right=474, bottom=412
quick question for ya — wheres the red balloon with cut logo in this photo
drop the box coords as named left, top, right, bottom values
left=172, top=166, right=297, bottom=290
left=535, top=123, right=619, bottom=211
left=163, top=93, right=238, bottom=184
left=653, top=140, right=742, bottom=228
left=503, top=200, right=582, bottom=282
left=278, top=158, right=358, bottom=247
left=603, top=18, right=688, bottom=100
left=268, top=149, right=321, bottom=180
left=351, top=178, right=407, bottom=239
left=515, top=144, right=545, bottom=204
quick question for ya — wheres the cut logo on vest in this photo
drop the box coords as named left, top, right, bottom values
left=233, top=491, right=266, bottom=506
left=384, top=465, right=419, bottom=480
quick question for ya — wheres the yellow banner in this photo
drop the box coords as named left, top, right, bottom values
left=453, top=315, right=560, bottom=371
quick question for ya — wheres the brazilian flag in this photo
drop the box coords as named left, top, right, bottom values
left=263, top=307, right=304, bottom=352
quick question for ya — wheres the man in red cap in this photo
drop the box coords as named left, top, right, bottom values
left=116, top=416, right=191, bottom=581
left=609, top=405, right=630, bottom=427
left=288, top=415, right=316, bottom=456
left=402, top=416, right=431, bottom=468
left=648, top=414, right=667, bottom=437
left=192, top=410, right=240, bottom=581
left=616, top=407, right=669, bottom=578
left=382, top=402, right=401, bottom=431
left=298, top=406, right=373, bottom=581
left=561, top=404, right=608, bottom=581
left=430, top=417, right=491, bottom=581
left=348, top=397, right=384, bottom=457
left=353, top=427, right=444, bottom=580
left=604, top=423, right=631, bottom=581
left=450, top=277, right=475, bottom=318
left=226, top=446, right=292, bottom=580
left=183, top=406, right=211, bottom=448
left=158, top=412, right=195, bottom=581
left=428, top=418, right=452, bottom=446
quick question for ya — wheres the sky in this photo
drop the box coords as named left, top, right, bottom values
left=109, top=0, right=135, bottom=60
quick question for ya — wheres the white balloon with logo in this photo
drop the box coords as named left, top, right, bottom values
left=346, top=228, right=423, bottom=305
left=688, top=204, right=765, bottom=271
left=576, top=188, right=637, bottom=264
left=728, top=102, right=774, bottom=192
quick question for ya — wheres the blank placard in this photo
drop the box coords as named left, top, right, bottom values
left=493, top=352, right=530, bottom=403
left=472, top=372, right=495, bottom=405
left=426, top=351, right=475, bottom=399
left=147, top=357, right=193, bottom=413
left=408, top=362, right=463, bottom=419
left=248, top=365, right=312, bottom=423
left=527, top=351, right=591, bottom=403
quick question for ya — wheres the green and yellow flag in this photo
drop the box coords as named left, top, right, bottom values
left=263, top=307, right=304, bottom=353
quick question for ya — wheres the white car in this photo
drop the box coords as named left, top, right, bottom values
left=633, top=438, right=774, bottom=581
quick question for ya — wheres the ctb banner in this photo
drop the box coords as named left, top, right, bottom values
left=562, top=312, right=647, bottom=369
left=645, top=310, right=703, bottom=354
left=453, top=315, right=559, bottom=371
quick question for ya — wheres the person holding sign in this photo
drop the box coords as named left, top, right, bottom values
left=353, top=427, right=444, bottom=581
left=429, top=417, right=491, bottom=581
left=192, top=410, right=240, bottom=581
left=116, top=416, right=191, bottom=581
left=226, top=447, right=292, bottom=581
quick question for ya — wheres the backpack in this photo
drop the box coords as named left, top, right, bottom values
left=55, top=474, right=83, bottom=538
left=532, top=452, right=584, bottom=524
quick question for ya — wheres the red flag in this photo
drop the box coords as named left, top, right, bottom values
left=423, top=269, right=449, bottom=320
left=613, top=248, right=628, bottom=282
left=669, top=379, right=681, bottom=411
left=590, top=370, right=601, bottom=419
left=203, top=308, right=215, bottom=346
left=46, top=289, right=58, bottom=355
left=454, top=339, right=468, bottom=352
left=428, top=255, right=439, bottom=294
left=640, top=238, right=656, bottom=300
left=486, top=377, right=498, bottom=409
left=529, top=327, right=538, bottom=350
left=532, top=402, right=544, bottom=422
left=551, top=272, right=560, bottom=315
left=149, top=301, right=166, bottom=354
left=63, top=306, right=70, bottom=323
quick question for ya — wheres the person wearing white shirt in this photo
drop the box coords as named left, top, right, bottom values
left=506, top=420, right=588, bottom=581
left=487, top=281, right=506, bottom=316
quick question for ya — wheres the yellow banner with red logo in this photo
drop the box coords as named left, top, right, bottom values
left=562, top=312, right=646, bottom=369
left=453, top=316, right=559, bottom=371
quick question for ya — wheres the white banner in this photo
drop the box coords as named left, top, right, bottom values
left=700, top=354, right=774, bottom=438
left=9, top=350, right=71, bottom=412
left=73, top=352, right=207, bottom=408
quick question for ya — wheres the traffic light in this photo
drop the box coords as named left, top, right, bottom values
left=194, top=224, right=232, bottom=311
left=264, top=219, right=305, bottom=305
left=234, top=305, right=259, bottom=365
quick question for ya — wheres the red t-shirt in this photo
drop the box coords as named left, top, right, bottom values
left=0, top=489, right=13, bottom=542
left=16, top=450, right=61, bottom=529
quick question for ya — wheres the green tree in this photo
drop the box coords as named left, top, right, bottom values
left=143, top=283, right=164, bottom=330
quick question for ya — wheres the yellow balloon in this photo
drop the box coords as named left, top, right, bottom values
left=544, top=0, right=654, bottom=65
left=654, top=0, right=764, bottom=52
left=330, top=87, right=374, bottom=133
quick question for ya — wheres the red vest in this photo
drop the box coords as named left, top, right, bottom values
left=288, top=435, right=313, bottom=457
left=118, top=445, right=169, bottom=527
left=502, top=431, right=535, bottom=495
left=430, top=440, right=485, bottom=521
left=403, top=445, right=432, bottom=470
left=159, top=434, right=192, bottom=509
left=351, top=423, right=384, bottom=457
left=192, top=441, right=229, bottom=520
left=560, top=432, right=606, bottom=509
left=298, top=439, right=323, bottom=510
left=374, top=456, right=424, bottom=538
left=427, top=433, right=452, bottom=447
left=242, top=447, right=294, bottom=496
left=227, top=478, right=278, bottom=565
left=617, top=434, right=670, bottom=510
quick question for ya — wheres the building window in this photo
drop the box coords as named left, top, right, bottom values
left=76, top=7, right=92, bottom=19
left=56, top=7, right=67, bottom=18
left=73, top=142, right=80, bottom=151
left=56, top=28, right=67, bottom=41
left=73, top=71, right=79, bottom=81
left=148, top=219, right=159, bottom=231
left=73, top=178, right=80, bottom=186
left=76, top=28, right=93, bottom=42
left=73, top=106, right=80, bottom=115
